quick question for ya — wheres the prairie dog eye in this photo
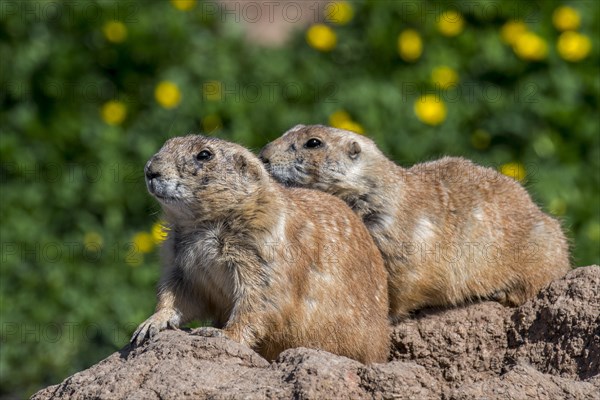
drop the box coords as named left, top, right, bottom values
left=304, top=138, right=322, bottom=149
left=196, top=150, right=213, bottom=161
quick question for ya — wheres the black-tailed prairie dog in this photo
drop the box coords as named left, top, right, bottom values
left=131, top=135, right=390, bottom=364
left=259, top=125, right=571, bottom=322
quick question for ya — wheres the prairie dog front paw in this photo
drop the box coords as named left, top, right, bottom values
left=131, top=309, right=181, bottom=346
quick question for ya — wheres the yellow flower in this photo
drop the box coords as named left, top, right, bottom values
left=83, top=232, right=103, bottom=252
left=414, top=95, right=446, bottom=126
left=337, top=120, right=364, bottom=134
left=437, top=10, right=464, bottom=37
left=549, top=198, right=567, bottom=216
left=500, top=20, right=527, bottom=45
left=102, top=21, right=127, bottom=43
left=500, top=162, right=526, bottom=182
left=155, top=81, right=181, bottom=109
left=326, top=1, right=353, bottom=25
left=397, top=29, right=422, bottom=62
left=202, top=114, right=222, bottom=133
left=471, top=129, right=491, bottom=150
left=431, top=66, right=458, bottom=89
left=306, top=24, right=337, bottom=52
left=557, top=31, right=591, bottom=62
left=151, top=221, right=169, bottom=245
left=202, top=80, right=223, bottom=101
left=552, top=6, right=580, bottom=31
left=329, top=110, right=351, bottom=128
left=100, top=100, right=127, bottom=125
left=170, top=0, right=197, bottom=11
left=133, top=232, right=154, bottom=254
left=328, top=110, right=363, bottom=133
left=513, top=32, right=548, bottom=61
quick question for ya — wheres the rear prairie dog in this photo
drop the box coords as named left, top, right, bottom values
left=131, top=135, right=390, bottom=364
left=259, top=125, right=571, bottom=322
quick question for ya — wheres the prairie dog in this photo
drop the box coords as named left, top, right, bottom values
left=259, top=125, right=571, bottom=321
left=131, top=135, right=390, bottom=363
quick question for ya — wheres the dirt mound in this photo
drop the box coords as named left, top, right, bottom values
left=32, top=266, right=600, bottom=400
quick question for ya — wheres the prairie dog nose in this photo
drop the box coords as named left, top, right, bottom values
left=145, top=159, right=161, bottom=180
left=259, top=154, right=270, bottom=165
left=258, top=145, right=271, bottom=165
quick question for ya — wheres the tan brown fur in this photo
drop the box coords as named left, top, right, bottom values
left=131, top=135, right=390, bottom=364
left=260, top=125, right=571, bottom=322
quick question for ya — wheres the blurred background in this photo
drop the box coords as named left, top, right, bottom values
left=1, top=0, right=598, bottom=397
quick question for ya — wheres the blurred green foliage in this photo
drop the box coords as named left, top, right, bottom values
left=0, top=0, right=598, bottom=397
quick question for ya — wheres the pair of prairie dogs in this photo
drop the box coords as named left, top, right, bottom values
left=132, top=124, right=570, bottom=365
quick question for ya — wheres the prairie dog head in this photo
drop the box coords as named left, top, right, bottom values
left=145, top=135, right=268, bottom=221
left=259, top=124, right=382, bottom=197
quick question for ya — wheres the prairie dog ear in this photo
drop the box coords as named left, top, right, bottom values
left=348, top=141, right=361, bottom=159
left=234, top=153, right=263, bottom=181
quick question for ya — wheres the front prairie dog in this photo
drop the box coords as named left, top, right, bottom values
left=260, top=125, right=571, bottom=322
left=131, top=135, right=390, bottom=364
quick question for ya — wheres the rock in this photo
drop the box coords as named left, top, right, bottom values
left=32, top=330, right=282, bottom=400
left=31, top=266, right=600, bottom=400
left=449, top=364, right=600, bottom=400
left=390, top=300, right=509, bottom=387
left=506, top=266, right=600, bottom=380
left=358, top=361, right=440, bottom=400
left=274, top=348, right=367, bottom=399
